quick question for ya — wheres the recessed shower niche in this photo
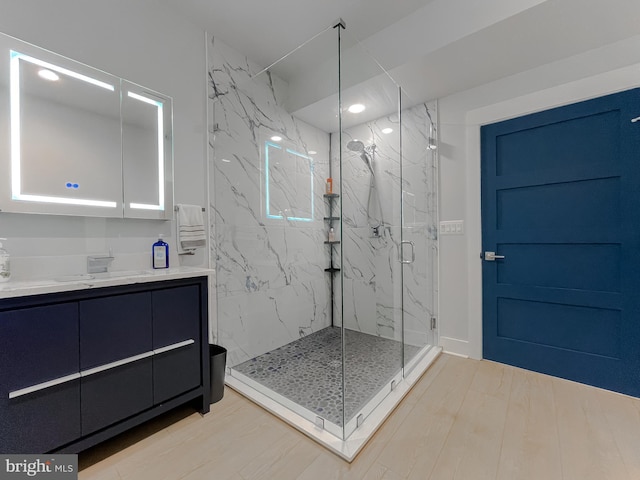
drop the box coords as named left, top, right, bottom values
left=0, top=32, right=173, bottom=219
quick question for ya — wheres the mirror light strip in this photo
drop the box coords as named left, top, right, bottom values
left=264, top=141, right=279, bottom=219
left=10, top=51, right=118, bottom=208
left=126, top=91, right=161, bottom=107
left=13, top=194, right=117, bottom=208
left=11, top=50, right=115, bottom=91
left=157, top=102, right=165, bottom=209
left=129, top=202, right=163, bottom=211
left=9, top=54, right=21, bottom=197
left=127, top=91, right=165, bottom=212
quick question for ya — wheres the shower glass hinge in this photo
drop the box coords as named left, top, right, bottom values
left=315, top=416, right=325, bottom=429
left=430, top=317, right=437, bottom=331
left=356, top=413, right=364, bottom=428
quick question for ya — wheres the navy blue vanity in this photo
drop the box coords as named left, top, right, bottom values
left=0, top=272, right=210, bottom=454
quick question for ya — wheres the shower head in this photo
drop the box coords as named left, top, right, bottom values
left=347, top=140, right=374, bottom=174
left=361, top=152, right=374, bottom=175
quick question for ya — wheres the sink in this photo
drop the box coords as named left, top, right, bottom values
left=53, top=270, right=148, bottom=283
left=90, top=270, right=147, bottom=279
left=55, top=274, right=95, bottom=282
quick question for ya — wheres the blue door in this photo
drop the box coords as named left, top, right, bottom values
left=481, top=88, right=640, bottom=397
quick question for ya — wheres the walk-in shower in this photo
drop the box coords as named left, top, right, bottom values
left=208, top=22, right=439, bottom=460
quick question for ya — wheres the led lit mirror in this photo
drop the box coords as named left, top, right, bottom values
left=0, top=32, right=173, bottom=219
left=122, top=81, right=173, bottom=219
left=6, top=48, right=122, bottom=216
left=262, top=132, right=315, bottom=223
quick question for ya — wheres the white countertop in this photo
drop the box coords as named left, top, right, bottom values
left=0, top=266, right=213, bottom=299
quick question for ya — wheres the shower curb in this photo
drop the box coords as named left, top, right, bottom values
left=224, top=346, right=442, bottom=462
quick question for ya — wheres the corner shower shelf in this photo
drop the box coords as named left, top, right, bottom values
left=324, top=192, right=340, bottom=327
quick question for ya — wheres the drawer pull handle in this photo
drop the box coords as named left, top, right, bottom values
left=8, top=339, right=195, bottom=398
left=154, top=339, right=195, bottom=355
left=80, top=351, right=154, bottom=378
left=9, top=372, right=81, bottom=399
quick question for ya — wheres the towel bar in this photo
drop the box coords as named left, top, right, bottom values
left=176, top=204, right=206, bottom=256
left=175, top=206, right=205, bottom=212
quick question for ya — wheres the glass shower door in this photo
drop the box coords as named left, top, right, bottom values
left=338, top=28, right=404, bottom=439
left=400, top=91, right=438, bottom=372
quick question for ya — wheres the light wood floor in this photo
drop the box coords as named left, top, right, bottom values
left=78, top=354, right=640, bottom=480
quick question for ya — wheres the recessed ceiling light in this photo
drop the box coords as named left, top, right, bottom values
left=348, top=104, right=365, bottom=114
left=381, top=128, right=393, bottom=134
left=308, top=150, right=317, bottom=155
left=270, top=135, right=282, bottom=142
left=38, top=69, right=59, bottom=81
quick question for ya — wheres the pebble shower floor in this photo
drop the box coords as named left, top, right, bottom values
left=234, top=327, right=420, bottom=426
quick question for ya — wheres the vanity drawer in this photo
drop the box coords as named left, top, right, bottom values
left=81, top=358, right=153, bottom=436
left=79, top=292, right=153, bottom=369
left=152, top=285, right=201, bottom=403
left=0, top=303, right=81, bottom=453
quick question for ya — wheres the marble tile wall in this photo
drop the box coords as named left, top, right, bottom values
left=207, top=36, right=332, bottom=366
left=335, top=102, right=438, bottom=347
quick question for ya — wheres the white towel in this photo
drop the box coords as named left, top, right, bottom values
left=177, top=204, right=206, bottom=251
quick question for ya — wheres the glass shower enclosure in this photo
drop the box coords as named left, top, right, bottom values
left=207, top=21, right=439, bottom=459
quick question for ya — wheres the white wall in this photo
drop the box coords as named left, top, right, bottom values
left=438, top=36, right=640, bottom=359
left=0, top=0, right=208, bottom=275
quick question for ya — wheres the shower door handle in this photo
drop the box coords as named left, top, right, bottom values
left=400, top=241, right=415, bottom=264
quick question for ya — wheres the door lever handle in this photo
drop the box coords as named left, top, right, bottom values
left=484, top=251, right=505, bottom=261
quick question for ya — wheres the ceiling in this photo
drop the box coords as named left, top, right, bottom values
left=159, top=0, right=436, bottom=69
left=160, top=0, right=640, bottom=129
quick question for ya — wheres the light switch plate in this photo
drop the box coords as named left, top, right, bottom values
left=439, top=220, right=464, bottom=235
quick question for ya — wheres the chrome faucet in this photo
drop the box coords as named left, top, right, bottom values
left=87, top=254, right=114, bottom=274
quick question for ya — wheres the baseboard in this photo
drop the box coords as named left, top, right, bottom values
left=439, top=336, right=470, bottom=358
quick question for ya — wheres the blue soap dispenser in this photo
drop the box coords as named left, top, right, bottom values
left=152, top=234, right=169, bottom=269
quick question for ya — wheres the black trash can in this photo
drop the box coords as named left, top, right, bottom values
left=209, top=344, right=227, bottom=404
